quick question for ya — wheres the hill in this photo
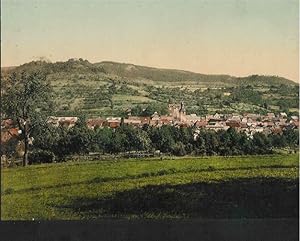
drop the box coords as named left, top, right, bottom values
left=96, top=61, right=296, bottom=86
left=1, top=59, right=298, bottom=117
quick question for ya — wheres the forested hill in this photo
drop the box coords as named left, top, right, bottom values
left=2, top=59, right=297, bottom=87
left=1, top=59, right=298, bottom=118
left=95, top=61, right=296, bottom=86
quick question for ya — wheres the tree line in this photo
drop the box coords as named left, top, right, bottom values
left=25, top=120, right=298, bottom=164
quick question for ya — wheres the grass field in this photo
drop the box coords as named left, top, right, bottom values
left=1, top=154, right=298, bottom=220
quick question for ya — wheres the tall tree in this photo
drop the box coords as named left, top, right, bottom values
left=2, top=71, right=53, bottom=166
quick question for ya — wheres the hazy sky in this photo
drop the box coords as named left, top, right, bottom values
left=1, top=0, right=299, bottom=81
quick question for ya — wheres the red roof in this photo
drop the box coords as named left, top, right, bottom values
left=272, top=127, right=283, bottom=134
left=1, top=119, right=14, bottom=128
left=86, top=118, right=105, bottom=128
left=195, top=120, right=207, bottom=127
left=1, top=128, right=19, bottom=143
left=292, top=121, right=299, bottom=128
left=226, top=121, right=241, bottom=128
left=140, top=117, right=150, bottom=124
left=109, top=122, right=120, bottom=128
left=160, top=116, right=173, bottom=124
left=103, top=120, right=121, bottom=128
left=240, top=123, right=247, bottom=128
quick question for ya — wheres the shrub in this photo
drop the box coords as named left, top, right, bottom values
left=28, top=150, right=55, bottom=164
left=0, top=138, right=19, bottom=157
left=171, top=142, right=186, bottom=156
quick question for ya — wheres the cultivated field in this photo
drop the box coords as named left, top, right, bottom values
left=2, top=60, right=298, bottom=118
left=1, top=154, right=298, bottom=220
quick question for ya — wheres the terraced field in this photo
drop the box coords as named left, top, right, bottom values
left=1, top=154, right=298, bottom=220
left=2, top=60, right=298, bottom=117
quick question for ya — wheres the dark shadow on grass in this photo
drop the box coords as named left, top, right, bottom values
left=59, top=177, right=298, bottom=219
left=2, top=165, right=298, bottom=196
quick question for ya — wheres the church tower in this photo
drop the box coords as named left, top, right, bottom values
left=179, top=101, right=186, bottom=122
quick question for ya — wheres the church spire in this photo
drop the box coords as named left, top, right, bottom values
left=179, top=101, right=185, bottom=113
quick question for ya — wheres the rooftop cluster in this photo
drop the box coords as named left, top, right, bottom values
left=45, top=103, right=299, bottom=137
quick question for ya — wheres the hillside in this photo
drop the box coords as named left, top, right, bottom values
left=96, top=61, right=296, bottom=86
left=1, top=59, right=298, bottom=117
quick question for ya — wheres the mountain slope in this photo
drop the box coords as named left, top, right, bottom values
left=1, top=59, right=298, bottom=117
left=2, top=59, right=297, bottom=86
left=95, top=61, right=296, bottom=86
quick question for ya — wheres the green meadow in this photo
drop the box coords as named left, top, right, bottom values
left=1, top=154, right=298, bottom=220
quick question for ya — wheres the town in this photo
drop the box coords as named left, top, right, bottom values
left=45, top=102, right=299, bottom=137
left=2, top=102, right=299, bottom=149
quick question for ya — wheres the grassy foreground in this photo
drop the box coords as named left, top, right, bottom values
left=1, top=154, right=299, bottom=220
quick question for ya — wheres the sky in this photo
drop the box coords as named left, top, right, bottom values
left=1, top=0, right=299, bottom=81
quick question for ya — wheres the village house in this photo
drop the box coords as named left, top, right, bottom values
left=290, top=120, right=299, bottom=129
left=194, top=119, right=207, bottom=128
left=245, top=126, right=264, bottom=138
left=266, top=113, right=276, bottom=121
left=206, top=114, right=227, bottom=131
left=1, top=119, right=14, bottom=129
left=186, top=114, right=201, bottom=125
left=139, top=116, right=151, bottom=125
left=207, top=117, right=223, bottom=126
left=272, top=126, right=284, bottom=135
left=0, top=119, right=34, bottom=164
left=244, top=113, right=261, bottom=121
left=279, top=112, right=287, bottom=119
left=226, top=120, right=242, bottom=129
left=1, top=119, right=19, bottom=144
left=150, top=112, right=161, bottom=126
left=159, top=115, right=174, bottom=126
left=1, top=127, right=19, bottom=144
left=124, top=116, right=142, bottom=127
left=47, top=116, right=78, bottom=128
left=291, top=116, right=299, bottom=121
left=86, top=118, right=105, bottom=129
left=104, top=117, right=121, bottom=128
left=241, top=117, right=248, bottom=123
left=207, top=122, right=229, bottom=132
left=229, top=114, right=242, bottom=122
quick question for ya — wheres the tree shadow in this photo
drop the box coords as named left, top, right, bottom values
left=4, top=164, right=297, bottom=196
left=61, top=177, right=298, bottom=219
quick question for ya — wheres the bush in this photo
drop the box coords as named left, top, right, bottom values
left=0, top=138, right=19, bottom=157
left=171, top=142, right=186, bottom=156
left=28, top=150, right=55, bottom=164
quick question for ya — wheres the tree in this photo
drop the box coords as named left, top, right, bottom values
left=67, top=116, right=92, bottom=155
left=194, top=135, right=206, bottom=155
left=171, top=142, right=186, bottom=156
left=2, top=71, right=53, bottom=166
left=92, top=127, right=113, bottom=153
left=130, top=128, right=152, bottom=151
left=149, top=126, right=175, bottom=153
left=251, top=133, right=272, bottom=154
left=201, top=130, right=219, bottom=155
left=130, top=105, right=144, bottom=116
left=108, top=80, right=117, bottom=110
left=142, top=102, right=169, bottom=116
left=283, top=129, right=299, bottom=148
